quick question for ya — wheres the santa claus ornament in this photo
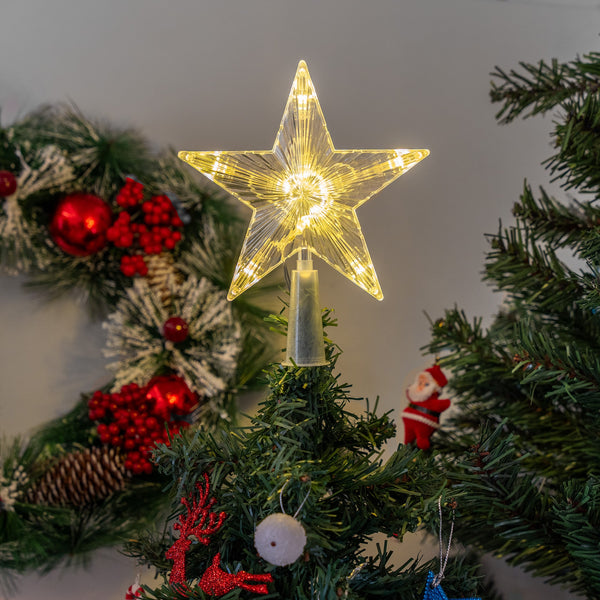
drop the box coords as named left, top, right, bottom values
left=402, top=365, right=451, bottom=450
left=125, top=575, right=143, bottom=599
left=254, top=480, right=308, bottom=567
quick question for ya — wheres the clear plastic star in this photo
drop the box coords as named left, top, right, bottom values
left=179, top=60, right=429, bottom=300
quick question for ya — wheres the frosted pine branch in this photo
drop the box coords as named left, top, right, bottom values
left=103, top=276, right=241, bottom=400
left=0, top=144, right=75, bottom=272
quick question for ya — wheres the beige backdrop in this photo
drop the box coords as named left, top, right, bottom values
left=0, top=1, right=596, bottom=598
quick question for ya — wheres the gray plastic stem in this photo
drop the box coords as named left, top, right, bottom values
left=283, top=253, right=327, bottom=367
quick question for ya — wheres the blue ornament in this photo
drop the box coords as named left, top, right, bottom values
left=422, top=571, right=480, bottom=600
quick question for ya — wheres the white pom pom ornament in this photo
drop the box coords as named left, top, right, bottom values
left=254, top=512, right=307, bottom=566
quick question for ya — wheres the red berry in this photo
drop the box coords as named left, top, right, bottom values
left=121, top=265, right=136, bottom=277
left=163, top=316, right=189, bottom=343
left=0, top=170, right=18, bottom=196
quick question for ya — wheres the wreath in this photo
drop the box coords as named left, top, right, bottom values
left=0, top=104, right=273, bottom=582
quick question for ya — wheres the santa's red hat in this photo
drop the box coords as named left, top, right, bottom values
left=425, top=364, right=447, bottom=388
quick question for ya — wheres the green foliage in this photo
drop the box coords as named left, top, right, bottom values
left=14, top=104, right=155, bottom=198
left=424, top=48, right=600, bottom=598
left=491, top=52, right=600, bottom=195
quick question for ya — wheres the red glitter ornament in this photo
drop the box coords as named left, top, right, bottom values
left=0, top=170, right=17, bottom=196
left=165, top=473, right=273, bottom=596
left=166, top=473, right=227, bottom=585
left=163, top=316, right=189, bottom=343
left=199, top=553, right=273, bottom=596
left=49, top=192, right=113, bottom=256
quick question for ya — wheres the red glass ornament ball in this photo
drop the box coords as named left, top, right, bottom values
left=0, top=170, right=17, bottom=196
left=49, top=192, right=113, bottom=256
left=145, top=374, right=197, bottom=418
left=162, top=316, right=189, bottom=343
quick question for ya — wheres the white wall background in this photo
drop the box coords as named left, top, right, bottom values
left=0, top=1, right=597, bottom=598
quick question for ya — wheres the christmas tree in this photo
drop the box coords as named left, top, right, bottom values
left=425, top=50, right=600, bottom=598
left=129, top=314, right=489, bottom=600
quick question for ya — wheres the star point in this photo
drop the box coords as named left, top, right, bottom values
left=179, top=60, right=429, bottom=300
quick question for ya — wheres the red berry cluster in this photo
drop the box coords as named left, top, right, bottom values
left=88, top=378, right=196, bottom=475
left=107, top=212, right=136, bottom=248
left=105, top=177, right=185, bottom=278
left=116, top=178, right=144, bottom=208
left=120, top=254, right=148, bottom=277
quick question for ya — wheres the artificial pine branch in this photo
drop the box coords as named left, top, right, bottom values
left=484, top=224, right=582, bottom=310
left=490, top=54, right=600, bottom=124
left=15, top=104, right=155, bottom=198
left=512, top=183, right=600, bottom=250
left=424, top=47, right=600, bottom=598
left=544, top=95, right=600, bottom=194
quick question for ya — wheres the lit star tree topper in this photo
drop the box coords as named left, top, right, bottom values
left=179, top=60, right=429, bottom=301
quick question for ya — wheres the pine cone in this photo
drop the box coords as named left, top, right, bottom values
left=144, top=252, right=182, bottom=306
left=25, top=446, right=131, bottom=507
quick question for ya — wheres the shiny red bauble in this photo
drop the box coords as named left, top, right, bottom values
left=49, top=192, right=113, bottom=256
left=0, top=170, right=17, bottom=196
left=162, top=316, right=189, bottom=343
left=145, top=374, right=198, bottom=419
